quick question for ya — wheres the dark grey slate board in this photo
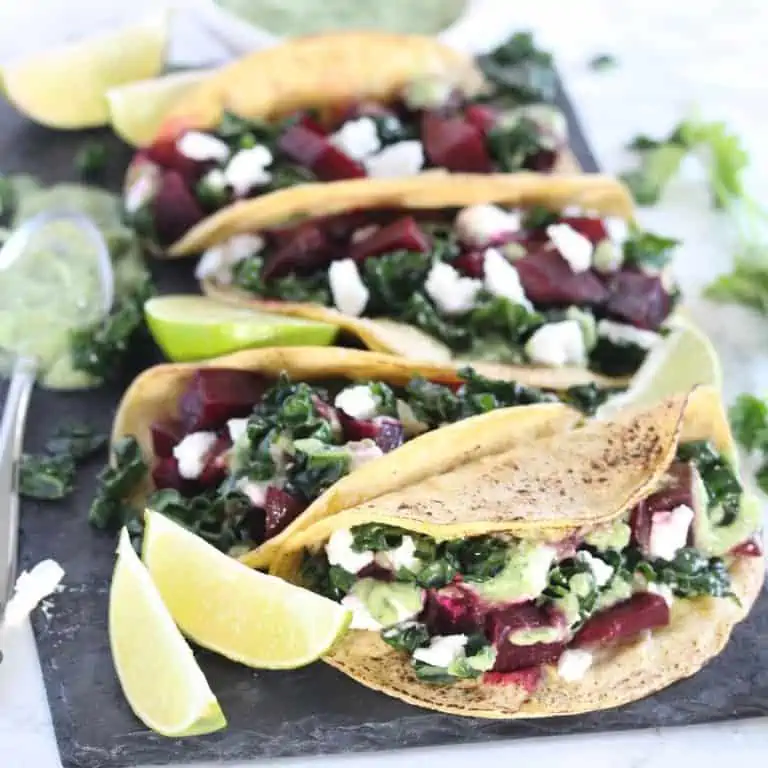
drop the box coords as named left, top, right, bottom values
left=2, top=78, right=767, bottom=768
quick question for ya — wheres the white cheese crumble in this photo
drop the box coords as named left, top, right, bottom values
left=328, top=258, right=370, bottom=317
left=176, top=131, right=230, bottom=163
left=557, top=648, right=593, bottom=682
left=363, top=140, right=424, bottom=178
left=413, top=634, right=468, bottom=668
left=124, top=168, right=158, bottom=214
left=334, top=385, right=379, bottom=420
left=225, top=145, right=273, bottom=195
left=455, top=204, right=521, bottom=247
left=597, top=319, right=662, bottom=350
left=194, top=233, right=264, bottom=284
left=236, top=478, right=270, bottom=508
left=325, top=529, right=374, bottom=574
left=227, top=418, right=249, bottom=444
left=340, top=594, right=383, bottom=631
left=547, top=223, right=594, bottom=273
left=577, top=551, right=614, bottom=587
left=330, top=117, right=381, bottom=161
left=646, top=581, right=675, bottom=607
left=172, top=431, right=218, bottom=479
left=483, top=248, right=532, bottom=308
left=375, top=535, right=420, bottom=573
left=4, top=560, right=65, bottom=628
left=424, top=261, right=482, bottom=316
left=347, top=440, right=385, bottom=471
left=525, top=320, right=587, bottom=367
left=396, top=399, right=429, bottom=437
left=648, top=504, right=695, bottom=561
left=605, top=216, right=629, bottom=246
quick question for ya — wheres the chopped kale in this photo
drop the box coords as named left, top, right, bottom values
left=45, top=423, right=108, bottom=462
left=622, top=230, right=680, bottom=270
left=195, top=175, right=230, bottom=210
left=362, top=250, right=432, bottom=314
left=588, top=336, right=649, bottom=378
left=268, top=163, right=315, bottom=191
left=381, top=622, right=431, bottom=653
left=468, top=295, right=543, bottom=348
left=412, top=634, right=496, bottom=684
left=19, top=453, right=76, bottom=500
left=730, top=393, right=768, bottom=453
left=288, top=441, right=351, bottom=502
left=350, top=523, right=405, bottom=553
left=403, top=292, right=472, bottom=349
left=564, top=383, right=625, bottom=416
left=487, top=117, right=547, bottom=172
left=523, top=205, right=560, bottom=231
left=446, top=536, right=509, bottom=582
left=458, top=366, right=557, bottom=411
left=370, top=114, right=416, bottom=145
left=75, top=142, right=108, bottom=182
left=300, top=550, right=355, bottom=601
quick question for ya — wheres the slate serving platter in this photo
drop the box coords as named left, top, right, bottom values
left=2, top=77, right=767, bottom=768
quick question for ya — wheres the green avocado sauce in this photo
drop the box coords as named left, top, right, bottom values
left=584, top=520, right=632, bottom=551
left=351, top=579, right=424, bottom=627
left=215, top=0, right=466, bottom=36
left=469, top=540, right=555, bottom=603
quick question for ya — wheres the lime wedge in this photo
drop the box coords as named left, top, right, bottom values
left=142, top=511, right=351, bottom=669
left=109, top=529, right=226, bottom=737
left=598, top=321, right=722, bottom=417
left=145, top=295, right=339, bottom=362
left=108, top=70, right=208, bottom=147
left=2, top=14, right=168, bottom=129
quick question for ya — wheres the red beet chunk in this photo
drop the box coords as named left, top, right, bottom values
left=264, top=486, right=307, bottom=539
left=146, top=131, right=208, bottom=180
left=515, top=247, right=609, bottom=306
left=604, top=271, right=672, bottom=330
left=349, top=216, right=430, bottom=262
left=732, top=537, right=763, bottom=557
left=357, top=562, right=395, bottom=581
left=422, top=586, right=486, bottom=635
left=340, top=415, right=405, bottom=453
left=150, top=419, right=185, bottom=458
left=179, top=369, right=268, bottom=432
left=261, top=222, right=332, bottom=281
left=152, top=457, right=188, bottom=492
left=493, top=640, right=566, bottom=672
left=483, top=667, right=541, bottom=693
left=464, top=104, right=499, bottom=134
left=421, top=112, right=493, bottom=173
left=453, top=250, right=486, bottom=278
left=559, top=216, right=608, bottom=245
left=311, top=395, right=342, bottom=436
left=524, top=148, right=558, bottom=172
left=574, top=593, right=670, bottom=649
left=278, top=124, right=365, bottom=181
left=197, top=435, right=232, bottom=488
left=151, top=170, right=206, bottom=246
left=298, top=113, right=327, bottom=135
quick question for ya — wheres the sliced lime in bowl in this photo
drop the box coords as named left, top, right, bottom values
left=145, top=295, right=339, bottom=362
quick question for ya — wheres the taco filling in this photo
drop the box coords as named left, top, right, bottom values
left=198, top=203, right=679, bottom=378
left=298, top=440, right=761, bottom=688
left=142, top=366, right=610, bottom=554
left=125, top=87, right=567, bottom=247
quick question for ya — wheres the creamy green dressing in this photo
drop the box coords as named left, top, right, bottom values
left=470, top=541, right=554, bottom=603
left=507, top=624, right=564, bottom=646
left=351, top=579, right=423, bottom=627
left=584, top=520, right=632, bottom=551
left=215, top=0, right=466, bottom=36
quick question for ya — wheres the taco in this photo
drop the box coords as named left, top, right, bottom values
left=122, top=32, right=577, bottom=250
left=165, top=173, right=677, bottom=386
left=272, top=388, right=764, bottom=718
left=112, top=346, right=605, bottom=567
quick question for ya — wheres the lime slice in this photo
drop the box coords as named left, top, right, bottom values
left=598, top=322, right=722, bottom=417
left=145, top=295, right=339, bottom=362
left=142, top=511, right=351, bottom=669
left=2, top=14, right=168, bottom=129
left=108, top=70, right=208, bottom=147
left=109, top=529, right=226, bottom=737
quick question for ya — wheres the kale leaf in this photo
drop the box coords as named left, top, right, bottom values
left=523, top=205, right=560, bottom=231
left=19, top=454, right=76, bottom=500
left=588, top=336, right=649, bottom=378
left=75, top=142, right=108, bottom=182
left=487, top=118, right=547, bottom=172
left=300, top=550, right=355, bottom=601
left=350, top=523, right=405, bottom=553
left=403, top=293, right=472, bottom=349
left=362, top=250, right=432, bottom=313
left=45, top=423, right=108, bottom=462
left=730, top=393, right=768, bottom=453
left=563, top=383, right=626, bottom=416
left=622, top=230, right=680, bottom=270
left=381, top=622, right=431, bottom=653
left=468, top=295, right=543, bottom=347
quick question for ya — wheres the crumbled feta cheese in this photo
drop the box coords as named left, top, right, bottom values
left=648, top=504, right=694, bottom=561
left=577, top=551, right=614, bottom=587
left=396, top=399, right=429, bottom=437
left=330, top=117, right=381, bottom=161
left=561, top=205, right=585, bottom=217
left=335, top=385, right=379, bottom=420
left=605, top=216, right=629, bottom=246
left=328, top=258, right=369, bottom=317
left=225, top=145, right=273, bottom=195
left=4, top=560, right=65, bottom=628
left=236, top=478, right=270, bottom=508
left=455, top=204, right=521, bottom=247
left=347, top=439, right=385, bottom=471
left=325, top=529, right=374, bottom=573
left=375, top=535, right=420, bottom=573
left=413, top=634, right=468, bottom=668
left=363, top=140, right=424, bottom=177
left=176, top=131, right=230, bottom=163
left=483, top=248, right=532, bottom=308
left=194, top=233, right=264, bottom=284
left=340, top=594, right=383, bottom=630
left=227, top=418, right=249, bottom=444
left=557, top=648, right=593, bottom=682
left=646, top=581, right=675, bottom=606
left=547, top=223, right=594, bottom=273
left=525, top=320, right=587, bottom=367
left=597, top=319, right=662, bottom=350
left=424, top=261, right=483, bottom=316
left=172, top=431, right=217, bottom=479
left=124, top=168, right=158, bottom=214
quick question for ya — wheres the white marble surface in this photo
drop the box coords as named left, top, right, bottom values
left=1, top=1, right=767, bottom=766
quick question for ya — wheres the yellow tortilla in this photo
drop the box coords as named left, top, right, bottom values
left=112, top=346, right=581, bottom=567
left=273, top=387, right=765, bottom=718
left=161, top=32, right=486, bottom=134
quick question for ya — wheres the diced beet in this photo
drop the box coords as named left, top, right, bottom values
left=152, top=457, right=188, bottom=492
left=492, top=641, right=566, bottom=672
left=421, top=113, right=493, bottom=173
left=277, top=124, right=365, bottom=180
left=357, top=562, right=395, bottom=581
left=261, top=222, right=332, bottom=281
left=422, top=586, right=486, bottom=635
left=264, top=486, right=307, bottom=539
left=574, top=593, right=670, bottom=649
left=340, top=414, right=405, bottom=453
left=246, top=508, right=267, bottom=546
left=604, top=271, right=672, bottom=330
left=311, top=395, right=342, bottom=436
left=179, top=369, right=267, bottom=432
left=483, top=667, right=541, bottom=693
left=515, top=246, right=609, bottom=306
left=464, top=104, right=498, bottom=134
left=150, top=419, right=185, bottom=458
left=524, top=148, right=558, bottom=172
left=349, top=216, right=430, bottom=262
left=731, top=537, right=763, bottom=557
left=298, top=113, right=327, bottom=135
left=453, top=250, right=486, bottom=278
left=197, top=435, right=232, bottom=488
left=146, top=131, right=208, bottom=180
left=151, top=170, right=206, bottom=246
left=559, top=216, right=609, bottom=244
